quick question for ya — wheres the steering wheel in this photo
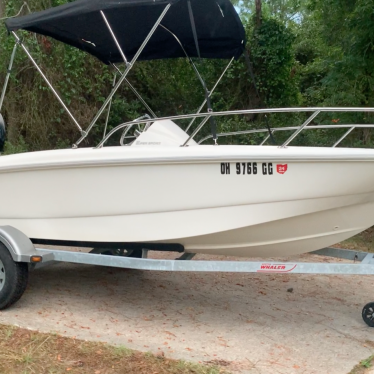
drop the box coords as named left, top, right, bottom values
left=120, top=114, right=152, bottom=146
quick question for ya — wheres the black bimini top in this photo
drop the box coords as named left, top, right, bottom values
left=5, top=0, right=246, bottom=64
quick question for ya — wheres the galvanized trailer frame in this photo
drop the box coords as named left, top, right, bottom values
left=34, top=246, right=374, bottom=275
left=0, top=225, right=374, bottom=326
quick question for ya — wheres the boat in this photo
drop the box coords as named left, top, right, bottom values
left=1, top=0, right=374, bottom=258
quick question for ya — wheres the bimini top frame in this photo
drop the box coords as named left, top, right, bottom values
left=2, top=0, right=246, bottom=146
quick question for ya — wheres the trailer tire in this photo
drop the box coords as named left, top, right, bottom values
left=362, top=302, right=374, bottom=327
left=0, top=243, right=28, bottom=310
left=90, top=248, right=143, bottom=258
left=124, top=249, right=143, bottom=258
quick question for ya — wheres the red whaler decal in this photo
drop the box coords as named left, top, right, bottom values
left=257, top=263, right=297, bottom=273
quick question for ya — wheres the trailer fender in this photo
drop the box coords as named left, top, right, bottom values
left=0, top=226, right=52, bottom=262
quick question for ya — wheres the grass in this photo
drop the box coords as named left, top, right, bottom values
left=349, top=354, right=374, bottom=374
left=0, top=324, right=227, bottom=374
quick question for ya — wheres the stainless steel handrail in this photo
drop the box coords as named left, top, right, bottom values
left=281, top=110, right=321, bottom=147
left=182, top=115, right=211, bottom=146
left=332, top=127, right=356, bottom=147
left=96, top=107, right=374, bottom=148
left=259, top=132, right=272, bottom=145
left=198, top=124, right=374, bottom=145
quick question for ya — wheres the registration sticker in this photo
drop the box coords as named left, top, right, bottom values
left=276, top=164, right=288, bottom=174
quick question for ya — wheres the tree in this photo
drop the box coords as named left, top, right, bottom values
left=255, top=0, right=262, bottom=27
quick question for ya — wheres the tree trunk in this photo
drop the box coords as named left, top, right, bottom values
left=0, top=0, right=5, bottom=20
left=255, top=0, right=262, bottom=28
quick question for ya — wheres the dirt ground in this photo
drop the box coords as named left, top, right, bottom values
left=0, top=251, right=373, bottom=374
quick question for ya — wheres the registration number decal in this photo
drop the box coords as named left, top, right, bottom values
left=220, top=162, right=287, bottom=175
left=220, top=163, right=288, bottom=175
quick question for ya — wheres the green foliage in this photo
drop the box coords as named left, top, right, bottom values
left=1, top=0, right=373, bottom=151
left=250, top=17, right=299, bottom=107
left=297, top=0, right=374, bottom=147
left=360, top=354, right=374, bottom=369
left=3, top=137, right=28, bottom=155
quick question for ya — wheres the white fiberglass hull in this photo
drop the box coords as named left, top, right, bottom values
left=1, top=145, right=374, bottom=257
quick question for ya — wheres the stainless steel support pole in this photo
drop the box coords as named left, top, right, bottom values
left=260, top=133, right=271, bottom=146
left=159, top=25, right=206, bottom=88
left=76, top=4, right=171, bottom=147
left=281, top=110, right=321, bottom=147
left=11, top=32, right=83, bottom=133
left=185, top=57, right=234, bottom=133
left=103, top=74, right=117, bottom=140
left=333, top=127, right=355, bottom=147
left=101, top=11, right=129, bottom=66
left=0, top=43, right=18, bottom=112
left=159, top=24, right=221, bottom=140
left=101, top=14, right=157, bottom=128
left=112, top=64, right=157, bottom=118
left=183, top=115, right=211, bottom=146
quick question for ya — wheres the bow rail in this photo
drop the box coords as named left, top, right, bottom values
left=96, top=107, right=374, bottom=149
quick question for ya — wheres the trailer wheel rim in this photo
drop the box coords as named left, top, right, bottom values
left=362, top=303, right=374, bottom=327
left=0, top=259, right=6, bottom=292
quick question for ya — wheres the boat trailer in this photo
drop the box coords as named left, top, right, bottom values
left=1, top=225, right=374, bottom=327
